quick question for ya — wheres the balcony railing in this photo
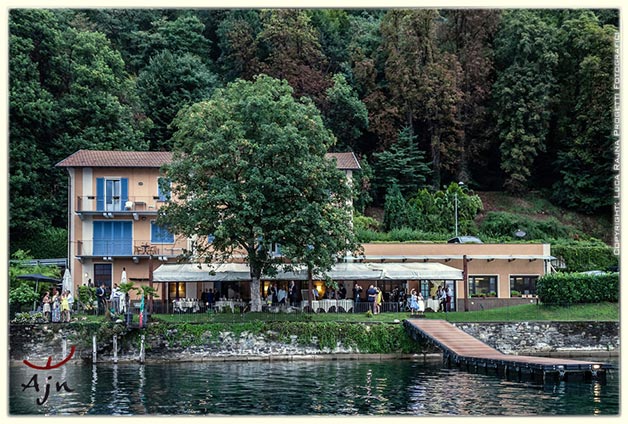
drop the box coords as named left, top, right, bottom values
left=76, top=195, right=167, bottom=213
left=76, top=239, right=185, bottom=258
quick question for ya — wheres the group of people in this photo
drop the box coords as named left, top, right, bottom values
left=436, top=285, right=452, bottom=312
left=267, top=281, right=299, bottom=306
left=95, top=282, right=126, bottom=315
left=366, top=284, right=384, bottom=314
left=41, top=288, right=73, bottom=322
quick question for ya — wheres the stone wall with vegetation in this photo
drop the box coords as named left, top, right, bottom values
left=10, top=320, right=618, bottom=364
left=454, top=322, right=619, bottom=355
left=9, top=321, right=433, bottom=363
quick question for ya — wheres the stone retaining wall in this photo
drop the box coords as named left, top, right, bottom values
left=453, top=321, right=619, bottom=355
left=9, top=321, right=619, bottom=364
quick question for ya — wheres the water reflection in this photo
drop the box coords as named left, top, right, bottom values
left=9, top=358, right=619, bottom=416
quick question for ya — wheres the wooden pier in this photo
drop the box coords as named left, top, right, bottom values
left=404, top=319, right=612, bottom=383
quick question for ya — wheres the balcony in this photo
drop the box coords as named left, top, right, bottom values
left=75, top=195, right=166, bottom=219
left=76, top=239, right=185, bottom=260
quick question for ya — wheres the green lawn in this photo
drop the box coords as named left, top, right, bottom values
left=123, top=302, right=618, bottom=324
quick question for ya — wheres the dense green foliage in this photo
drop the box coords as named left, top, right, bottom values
left=551, top=242, right=618, bottom=272
left=9, top=8, right=617, bottom=256
left=8, top=250, right=61, bottom=310
left=536, top=272, right=619, bottom=305
left=382, top=182, right=483, bottom=234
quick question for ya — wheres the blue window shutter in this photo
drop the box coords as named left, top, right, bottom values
left=151, top=221, right=174, bottom=243
left=121, top=178, right=128, bottom=205
left=96, top=178, right=104, bottom=211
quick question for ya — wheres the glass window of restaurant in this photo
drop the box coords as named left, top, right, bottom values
left=510, top=275, right=539, bottom=295
left=468, top=275, right=497, bottom=296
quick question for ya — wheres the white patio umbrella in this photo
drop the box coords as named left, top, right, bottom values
left=62, top=268, right=73, bottom=295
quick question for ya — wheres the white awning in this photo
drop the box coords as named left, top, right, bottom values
left=153, top=263, right=251, bottom=282
left=153, top=262, right=463, bottom=282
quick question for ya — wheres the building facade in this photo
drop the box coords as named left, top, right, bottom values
left=56, top=149, right=361, bottom=306
left=58, top=150, right=552, bottom=312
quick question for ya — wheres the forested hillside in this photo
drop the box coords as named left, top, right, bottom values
left=9, top=9, right=619, bottom=257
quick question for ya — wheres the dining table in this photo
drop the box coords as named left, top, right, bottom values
left=301, top=299, right=354, bottom=313
left=173, top=299, right=200, bottom=313
left=426, top=298, right=441, bottom=312
left=214, top=300, right=246, bottom=313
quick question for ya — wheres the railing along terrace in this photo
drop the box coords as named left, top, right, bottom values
left=76, top=195, right=166, bottom=213
left=76, top=239, right=184, bottom=257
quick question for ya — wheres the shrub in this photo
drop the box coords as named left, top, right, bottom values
left=551, top=242, right=618, bottom=272
left=536, top=272, right=619, bottom=304
left=479, top=211, right=575, bottom=240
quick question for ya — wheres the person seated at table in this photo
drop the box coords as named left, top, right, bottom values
left=325, top=287, right=335, bottom=299
left=338, top=284, right=347, bottom=300
left=312, top=287, right=319, bottom=300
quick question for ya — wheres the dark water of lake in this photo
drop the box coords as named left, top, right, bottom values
left=9, top=357, right=619, bottom=416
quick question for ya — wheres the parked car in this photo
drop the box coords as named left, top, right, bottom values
left=447, top=236, right=483, bottom=244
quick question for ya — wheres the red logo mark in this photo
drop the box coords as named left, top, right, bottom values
left=23, top=346, right=76, bottom=370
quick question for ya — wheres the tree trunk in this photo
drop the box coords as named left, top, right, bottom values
left=250, top=276, right=262, bottom=312
left=431, top=130, right=442, bottom=189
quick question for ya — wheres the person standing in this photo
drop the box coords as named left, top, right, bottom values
left=367, top=284, right=377, bottom=314
left=277, top=285, right=287, bottom=305
left=353, top=283, right=363, bottom=302
left=409, top=289, right=419, bottom=316
left=42, top=292, right=51, bottom=322
left=288, top=281, right=298, bottom=306
left=439, top=286, right=447, bottom=312
left=96, top=283, right=106, bottom=315
left=445, top=285, right=452, bottom=312
left=60, top=291, right=71, bottom=322
left=110, top=284, right=120, bottom=314
left=51, top=288, right=61, bottom=323
left=375, top=287, right=383, bottom=314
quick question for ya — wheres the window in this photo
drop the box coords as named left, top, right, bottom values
left=157, top=177, right=171, bottom=201
left=468, top=276, right=497, bottom=296
left=151, top=221, right=174, bottom=244
left=96, top=178, right=128, bottom=211
left=510, top=276, right=539, bottom=295
left=93, top=221, right=133, bottom=255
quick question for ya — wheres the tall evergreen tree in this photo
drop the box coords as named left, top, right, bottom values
left=371, top=127, right=431, bottom=201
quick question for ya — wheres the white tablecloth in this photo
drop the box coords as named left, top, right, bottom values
left=426, top=299, right=441, bottom=312
left=301, top=299, right=354, bottom=313
left=173, top=300, right=200, bottom=313
left=215, top=300, right=246, bottom=312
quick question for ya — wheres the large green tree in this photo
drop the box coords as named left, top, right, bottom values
left=159, top=75, right=357, bottom=312
left=492, top=10, right=558, bottom=193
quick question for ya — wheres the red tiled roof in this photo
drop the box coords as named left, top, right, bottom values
left=56, top=150, right=361, bottom=170
left=325, top=152, right=361, bottom=170
left=56, top=150, right=173, bottom=168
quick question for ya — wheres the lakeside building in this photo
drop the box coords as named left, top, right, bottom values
left=57, top=150, right=553, bottom=312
